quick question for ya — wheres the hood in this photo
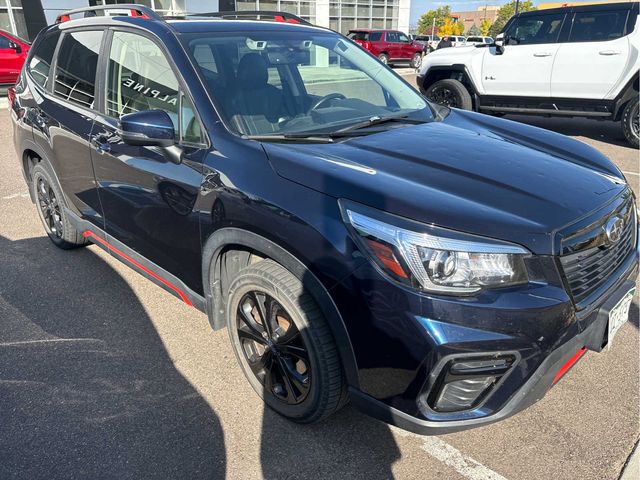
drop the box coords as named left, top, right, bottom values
left=262, top=109, right=627, bottom=254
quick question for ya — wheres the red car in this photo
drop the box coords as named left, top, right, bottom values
left=347, top=29, right=423, bottom=68
left=0, top=29, right=30, bottom=87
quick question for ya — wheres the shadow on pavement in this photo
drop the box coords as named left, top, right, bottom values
left=0, top=234, right=226, bottom=479
left=260, top=406, right=401, bottom=479
left=505, top=114, right=635, bottom=149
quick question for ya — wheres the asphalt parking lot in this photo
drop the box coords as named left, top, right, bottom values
left=0, top=85, right=638, bottom=479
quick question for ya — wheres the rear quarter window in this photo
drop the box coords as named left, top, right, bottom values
left=369, top=32, right=382, bottom=41
left=348, top=31, right=369, bottom=41
left=28, top=29, right=61, bottom=89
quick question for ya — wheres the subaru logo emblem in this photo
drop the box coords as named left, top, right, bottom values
left=604, top=216, right=625, bottom=245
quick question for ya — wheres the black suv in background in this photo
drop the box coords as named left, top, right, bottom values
left=10, top=5, right=639, bottom=434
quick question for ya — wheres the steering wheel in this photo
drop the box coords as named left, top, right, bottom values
left=310, top=93, right=346, bottom=112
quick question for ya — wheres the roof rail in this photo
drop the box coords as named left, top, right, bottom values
left=187, top=10, right=312, bottom=25
left=55, top=4, right=162, bottom=24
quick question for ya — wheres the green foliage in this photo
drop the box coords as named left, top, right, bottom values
left=417, top=6, right=452, bottom=35
left=439, top=17, right=464, bottom=36
left=467, top=24, right=480, bottom=36
left=488, top=1, right=536, bottom=38
left=480, top=18, right=493, bottom=36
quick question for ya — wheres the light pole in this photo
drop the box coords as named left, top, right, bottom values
left=515, top=0, right=520, bottom=15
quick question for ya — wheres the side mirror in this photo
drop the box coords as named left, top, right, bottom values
left=119, top=110, right=175, bottom=148
left=9, top=41, right=22, bottom=54
left=494, top=33, right=506, bottom=54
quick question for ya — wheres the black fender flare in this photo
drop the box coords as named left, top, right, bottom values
left=612, top=72, right=640, bottom=120
left=201, top=227, right=360, bottom=388
left=20, top=138, right=58, bottom=204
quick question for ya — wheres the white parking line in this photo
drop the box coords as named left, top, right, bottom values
left=1, top=192, right=29, bottom=201
left=393, top=428, right=508, bottom=480
left=622, top=170, right=639, bottom=176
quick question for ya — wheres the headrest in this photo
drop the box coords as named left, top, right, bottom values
left=237, top=53, right=269, bottom=90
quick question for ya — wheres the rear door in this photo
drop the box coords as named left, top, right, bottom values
left=482, top=11, right=566, bottom=97
left=0, top=32, right=22, bottom=84
left=90, top=29, right=205, bottom=290
left=385, top=32, right=400, bottom=59
left=551, top=7, right=633, bottom=98
left=31, top=29, right=105, bottom=227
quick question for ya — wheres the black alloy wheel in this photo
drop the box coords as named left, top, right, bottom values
left=236, top=290, right=311, bottom=405
left=226, top=259, right=346, bottom=423
left=36, top=176, right=63, bottom=239
left=424, top=78, right=473, bottom=110
left=622, top=98, right=640, bottom=148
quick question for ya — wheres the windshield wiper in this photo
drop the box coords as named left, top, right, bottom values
left=243, top=134, right=334, bottom=143
left=331, top=114, right=428, bottom=136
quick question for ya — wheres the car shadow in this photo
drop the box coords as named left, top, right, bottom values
left=0, top=234, right=226, bottom=479
left=505, top=114, right=635, bottom=149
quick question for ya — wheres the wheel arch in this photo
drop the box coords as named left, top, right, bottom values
left=20, top=139, right=51, bottom=204
left=420, top=65, right=479, bottom=109
left=201, top=227, right=360, bottom=388
left=612, top=72, right=640, bottom=121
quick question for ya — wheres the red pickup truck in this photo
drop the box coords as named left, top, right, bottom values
left=347, top=29, right=423, bottom=68
left=0, top=29, right=30, bottom=87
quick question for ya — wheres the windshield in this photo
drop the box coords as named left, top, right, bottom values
left=185, top=30, right=431, bottom=137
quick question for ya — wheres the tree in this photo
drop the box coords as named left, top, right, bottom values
left=417, top=6, right=451, bottom=35
left=488, top=1, right=535, bottom=38
left=439, top=17, right=464, bottom=36
left=480, top=18, right=493, bottom=36
left=467, top=24, right=480, bottom=36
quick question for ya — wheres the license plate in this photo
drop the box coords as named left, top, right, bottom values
left=607, top=288, right=635, bottom=348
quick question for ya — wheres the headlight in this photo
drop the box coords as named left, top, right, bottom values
left=342, top=204, right=529, bottom=294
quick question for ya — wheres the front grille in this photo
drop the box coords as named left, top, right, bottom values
left=560, top=196, right=637, bottom=306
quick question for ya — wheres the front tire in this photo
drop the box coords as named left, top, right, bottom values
left=410, top=53, right=422, bottom=69
left=425, top=78, right=473, bottom=110
left=226, top=259, right=346, bottom=423
left=621, top=98, right=639, bottom=148
left=31, top=161, right=86, bottom=249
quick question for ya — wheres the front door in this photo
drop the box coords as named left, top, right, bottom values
left=482, top=12, right=566, bottom=97
left=90, top=30, right=206, bottom=291
left=0, top=32, right=23, bottom=85
left=552, top=9, right=631, bottom=98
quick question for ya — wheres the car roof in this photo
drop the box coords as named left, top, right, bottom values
left=518, top=0, right=638, bottom=17
left=167, top=19, right=326, bottom=34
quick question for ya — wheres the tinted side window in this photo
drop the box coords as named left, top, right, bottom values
left=0, top=34, right=9, bottom=49
left=369, top=32, right=382, bottom=41
left=505, top=13, right=565, bottom=45
left=28, top=29, right=61, bottom=88
left=106, top=31, right=179, bottom=130
left=54, top=31, right=103, bottom=109
left=398, top=33, right=410, bottom=42
left=568, top=11, right=629, bottom=42
left=386, top=32, right=399, bottom=42
left=348, top=32, right=369, bottom=41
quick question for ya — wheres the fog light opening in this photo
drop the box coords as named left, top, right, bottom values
left=428, top=355, right=516, bottom=413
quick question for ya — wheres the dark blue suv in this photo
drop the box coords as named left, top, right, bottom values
left=9, top=5, right=639, bottom=434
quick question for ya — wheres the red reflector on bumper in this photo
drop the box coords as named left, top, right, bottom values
left=552, top=347, right=587, bottom=385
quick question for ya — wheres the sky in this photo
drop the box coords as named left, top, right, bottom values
left=409, top=1, right=516, bottom=26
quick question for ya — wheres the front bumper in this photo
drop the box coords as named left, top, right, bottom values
left=349, top=273, right=637, bottom=435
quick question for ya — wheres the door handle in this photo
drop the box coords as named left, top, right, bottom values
left=90, top=135, right=111, bottom=155
left=533, top=52, right=552, bottom=57
left=599, top=50, right=621, bottom=55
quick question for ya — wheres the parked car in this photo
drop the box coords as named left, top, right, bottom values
left=465, top=35, right=494, bottom=45
left=347, top=29, right=423, bottom=67
left=415, top=34, right=440, bottom=52
left=10, top=5, right=639, bottom=435
left=417, top=2, right=640, bottom=147
left=449, top=35, right=467, bottom=47
left=0, top=29, right=30, bottom=87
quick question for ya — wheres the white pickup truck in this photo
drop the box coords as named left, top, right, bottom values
left=417, top=2, right=640, bottom=146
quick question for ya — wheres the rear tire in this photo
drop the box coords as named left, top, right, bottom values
left=621, top=98, right=639, bottom=148
left=378, top=53, right=389, bottom=65
left=425, top=78, right=473, bottom=110
left=226, top=259, right=347, bottom=423
left=30, top=161, right=86, bottom=249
